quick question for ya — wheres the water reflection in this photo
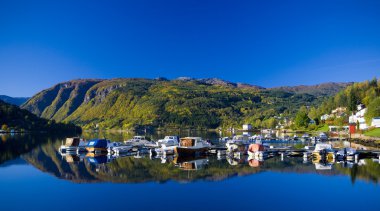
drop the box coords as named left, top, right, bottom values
left=1, top=132, right=380, bottom=185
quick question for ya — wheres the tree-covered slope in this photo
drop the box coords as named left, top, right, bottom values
left=21, top=78, right=349, bottom=129
left=0, top=100, right=80, bottom=132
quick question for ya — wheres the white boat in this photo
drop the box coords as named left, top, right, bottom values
left=59, top=137, right=86, bottom=153
left=336, top=148, right=357, bottom=160
left=225, top=135, right=253, bottom=153
left=312, top=143, right=335, bottom=161
left=156, top=136, right=179, bottom=147
left=107, top=142, right=133, bottom=155
left=124, top=136, right=156, bottom=147
left=301, top=133, right=310, bottom=141
left=318, top=132, right=328, bottom=141
left=174, top=137, right=211, bottom=156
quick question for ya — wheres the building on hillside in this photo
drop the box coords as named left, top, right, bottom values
left=372, top=117, right=380, bottom=128
left=242, top=124, right=252, bottom=131
left=349, top=104, right=368, bottom=130
left=321, top=114, right=330, bottom=121
left=331, top=107, right=347, bottom=117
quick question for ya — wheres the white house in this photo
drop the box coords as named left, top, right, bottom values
left=349, top=105, right=368, bottom=130
left=242, top=124, right=252, bottom=131
left=321, top=114, right=330, bottom=121
left=372, top=117, right=380, bottom=128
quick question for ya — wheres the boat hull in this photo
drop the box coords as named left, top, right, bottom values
left=174, top=147, right=209, bottom=157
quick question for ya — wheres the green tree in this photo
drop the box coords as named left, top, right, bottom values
left=365, top=97, right=380, bottom=124
left=294, top=106, right=310, bottom=129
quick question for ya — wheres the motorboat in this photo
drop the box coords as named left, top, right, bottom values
left=107, top=142, right=133, bottom=155
left=225, top=135, right=253, bottom=154
left=59, top=137, right=81, bottom=153
left=156, top=136, right=179, bottom=147
left=264, top=134, right=275, bottom=140
left=336, top=148, right=357, bottom=160
left=312, top=143, right=335, bottom=161
left=292, top=135, right=299, bottom=141
left=318, top=132, right=328, bottom=141
left=174, top=137, right=211, bottom=156
left=301, top=133, right=310, bottom=141
left=124, top=136, right=156, bottom=147
left=247, top=143, right=266, bottom=159
left=86, top=139, right=109, bottom=153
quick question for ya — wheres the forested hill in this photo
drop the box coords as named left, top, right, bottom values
left=0, top=100, right=80, bottom=132
left=21, top=78, right=350, bottom=130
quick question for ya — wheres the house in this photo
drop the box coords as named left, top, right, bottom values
left=242, top=124, right=252, bottom=131
left=321, top=114, right=330, bottom=121
left=372, top=117, right=380, bottom=128
left=349, top=104, right=368, bottom=130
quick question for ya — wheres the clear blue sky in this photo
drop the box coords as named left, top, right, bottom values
left=1, top=0, right=380, bottom=97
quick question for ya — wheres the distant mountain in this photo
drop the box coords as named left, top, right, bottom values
left=21, top=78, right=349, bottom=130
left=271, top=82, right=353, bottom=96
left=0, top=95, right=29, bottom=106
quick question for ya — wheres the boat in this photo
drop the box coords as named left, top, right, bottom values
left=225, top=135, right=253, bottom=154
left=318, top=132, right=328, bottom=141
left=59, top=137, right=86, bottom=153
left=283, top=135, right=290, bottom=141
left=247, top=143, right=266, bottom=159
left=336, top=148, right=357, bottom=160
left=174, top=137, right=211, bottom=157
left=301, top=133, right=310, bottom=141
left=156, top=136, right=179, bottom=147
left=292, top=135, right=299, bottom=141
left=86, top=139, right=109, bottom=153
left=264, top=134, right=275, bottom=140
left=312, top=143, right=335, bottom=161
left=124, top=136, right=156, bottom=147
left=107, top=142, right=133, bottom=155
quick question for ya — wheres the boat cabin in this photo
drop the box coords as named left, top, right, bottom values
left=179, top=137, right=203, bottom=147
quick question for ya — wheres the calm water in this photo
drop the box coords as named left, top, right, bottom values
left=1, top=132, right=380, bottom=211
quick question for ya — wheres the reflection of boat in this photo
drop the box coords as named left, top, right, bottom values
left=174, top=137, right=210, bottom=157
left=124, top=136, right=155, bottom=147
left=86, top=139, right=108, bottom=153
left=173, top=157, right=209, bottom=170
left=248, top=158, right=263, bottom=167
left=314, top=163, right=333, bottom=170
left=85, top=154, right=108, bottom=164
left=226, top=135, right=253, bottom=154
left=64, top=154, right=81, bottom=163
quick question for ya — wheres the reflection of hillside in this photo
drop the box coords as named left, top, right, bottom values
left=18, top=140, right=380, bottom=184
left=0, top=134, right=76, bottom=165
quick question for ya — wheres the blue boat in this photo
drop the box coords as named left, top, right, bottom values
left=86, top=139, right=109, bottom=152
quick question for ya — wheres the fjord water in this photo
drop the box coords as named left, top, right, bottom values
left=1, top=133, right=380, bottom=211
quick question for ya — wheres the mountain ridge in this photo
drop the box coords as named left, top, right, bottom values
left=21, top=77, right=352, bottom=129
